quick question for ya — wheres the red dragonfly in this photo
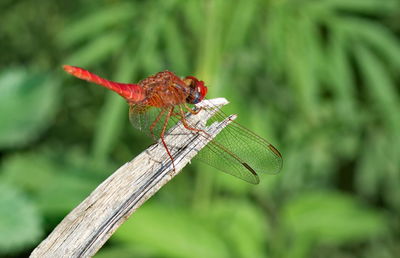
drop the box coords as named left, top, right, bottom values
left=63, top=65, right=282, bottom=184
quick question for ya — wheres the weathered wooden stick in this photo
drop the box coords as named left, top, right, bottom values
left=30, top=98, right=233, bottom=258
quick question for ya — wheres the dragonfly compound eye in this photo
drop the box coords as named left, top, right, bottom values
left=184, top=76, right=208, bottom=104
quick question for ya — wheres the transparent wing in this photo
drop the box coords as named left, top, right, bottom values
left=129, top=104, right=181, bottom=140
left=128, top=102, right=282, bottom=184
left=129, top=104, right=151, bottom=132
left=192, top=100, right=283, bottom=184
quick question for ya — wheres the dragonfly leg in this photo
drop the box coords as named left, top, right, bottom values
left=179, top=106, right=209, bottom=135
left=159, top=107, right=176, bottom=171
left=184, top=103, right=202, bottom=115
left=149, top=108, right=167, bottom=141
left=170, top=104, right=201, bottom=121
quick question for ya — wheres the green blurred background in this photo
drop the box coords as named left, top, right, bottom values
left=1, top=0, right=399, bottom=257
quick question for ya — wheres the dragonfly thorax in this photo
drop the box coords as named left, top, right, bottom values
left=137, top=71, right=208, bottom=107
left=138, top=71, right=192, bottom=107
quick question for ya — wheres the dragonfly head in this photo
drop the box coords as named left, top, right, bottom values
left=184, top=76, right=208, bottom=104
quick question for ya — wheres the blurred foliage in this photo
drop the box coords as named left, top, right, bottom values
left=0, top=0, right=399, bottom=257
left=0, top=69, right=59, bottom=148
left=0, top=182, right=42, bottom=253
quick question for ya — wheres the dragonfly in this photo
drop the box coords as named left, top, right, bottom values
left=63, top=65, right=282, bottom=184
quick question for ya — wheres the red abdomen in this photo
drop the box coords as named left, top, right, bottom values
left=63, top=65, right=146, bottom=103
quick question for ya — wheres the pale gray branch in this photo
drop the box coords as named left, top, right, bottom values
left=30, top=98, right=233, bottom=258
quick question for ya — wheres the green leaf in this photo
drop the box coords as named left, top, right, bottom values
left=214, top=170, right=253, bottom=196
left=35, top=173, right=97, bottom=217
left=1, top=153, right=57, bottom=193
left=1, top=150, right=100, bottom=217
left=311, top=0, right=397, bottom=15
left=356, top=130, right=400, bottom=210
left=0, top=182, right=43, bottom=254
left=282, top=191, right=388, bottom=246
left=332, top=16, right=400, bottom=71
left=355, top=46, right=400, bottom=130
left=95, top=247, right=145, bottom=258
left=326, top=30, right=359, bottom=124
left=182, top=0, right=205, bottom=42
left=0, top=68, right=59, bottom=148
left=64, top=32, right=126, bottom=67
left=59, top=3, right=136, bottom=47
left=163, top=18, right=190, bottom=73
left=223, top=0, right=258, bottom=51
left=113, top=203, right=230, bottom=258
left=348, top=19, right=400, bottom=70
left=209, top=199, right=268, bottom=258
